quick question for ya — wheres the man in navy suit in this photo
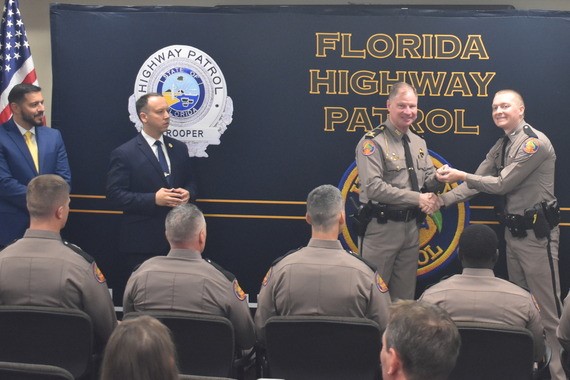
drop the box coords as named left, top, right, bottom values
left=106, top=93, right=197, bottom=273
left=0, top=84, right=71, bottom=248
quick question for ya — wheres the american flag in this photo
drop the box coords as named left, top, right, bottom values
left=0, top=0, right=38, bottom=123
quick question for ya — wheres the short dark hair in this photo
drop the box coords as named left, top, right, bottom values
left=458, top=224, right=498, bottom=267
left=135, top=92, right=162, bottom=118
left=27, top=175, right=70, bottom=219
left=384, top=300, right=461, bottom=380
left=8, top=83, right=42, bottom=104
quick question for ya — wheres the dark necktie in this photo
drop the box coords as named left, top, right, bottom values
left=154, top=140, right=171, bottom=186
left=402, top=134, right=420, bottom=192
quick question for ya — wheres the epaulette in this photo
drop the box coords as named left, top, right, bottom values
left=522, top=124, right=538, bottom=139
left=345, top=250, right=377, bottom=272
left=364, top=125, right=386, bottom=139
left=205, top=258, right=236, bottom=282
left=271, top=247, right=303, bottom=266
left=408, top=125, right=424, bottom=139
left=63, top=240, right=94, bottom=263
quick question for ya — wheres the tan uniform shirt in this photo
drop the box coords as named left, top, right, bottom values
left=0, top=229, right=117, bottom=346
left=355, top=120, right=438, bottom=206
left=420, top=268, right=545, bottom=360
left=441, top=121, right=556, bottom=214
left=123, top=249, right=255, bottom=349
left=254, top=239, right=391, bottom=344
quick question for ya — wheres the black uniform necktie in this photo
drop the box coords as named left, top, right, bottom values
left=402, top=134, right=419, bottom=192
left=154, top=140, right=171, bottom=186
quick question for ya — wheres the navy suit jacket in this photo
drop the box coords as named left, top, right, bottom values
left=0, top=119, right=71, bottom=246
left=106, top=133, right=197, bottom=255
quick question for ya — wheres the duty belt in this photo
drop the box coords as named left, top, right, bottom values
left=375, top=207, right=420, bottom=222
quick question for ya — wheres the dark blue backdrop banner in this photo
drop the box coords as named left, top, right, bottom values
left=50, top=4, right=570, bottom=303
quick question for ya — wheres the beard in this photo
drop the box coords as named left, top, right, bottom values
left=21, top=111, right=44, bottom=127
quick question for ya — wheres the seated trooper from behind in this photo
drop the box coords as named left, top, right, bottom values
left=381, top=300, right=461, bottom=380
left=254, top=184, right=391, bottom=345
left=0, top=174, right=117, bottom=351
left=123, top=203, right=255, bottom=351
left=419, top=224, right=546, bottom=361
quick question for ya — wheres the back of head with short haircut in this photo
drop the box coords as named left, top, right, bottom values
left=100, top=315, right=179, bottom=380
left=8, top=83, right=42, bottom=104
left=458, top=224, right=499, bottom=267
left=306, top=184, right=343, bottom=231
left=384, top=300, right=461, bottom=380
left=26, top=175, right=70, bottom=219
left=165, top=203, right=206, bottom=244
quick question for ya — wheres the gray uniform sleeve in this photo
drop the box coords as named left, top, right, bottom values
left=465, top=137, right=550, bottom=195
left=122, top=273, right=138, bottom=315
left=254, top=268, right=276, bottom=346
left=81, top=263, right=118, bottom=344
left=557, top=295, right=570, bottom=351
left=364, top=272, right=391, bottom=331
left=226, top=279, right=255, bottom=350
left=526, top=294, right=546, bottom=361
left=440, top=141, right=502, bottom=206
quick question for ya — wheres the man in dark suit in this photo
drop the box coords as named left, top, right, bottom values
left=0, top=83, right=71, bottom=248
left=106, top=92, right=197, bottom=273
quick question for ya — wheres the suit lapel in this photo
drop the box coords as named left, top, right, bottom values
left=5, top=120, right=37, bottom=175
left=136, top=133, right=169, bottom=187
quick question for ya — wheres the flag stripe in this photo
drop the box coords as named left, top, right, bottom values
left=0, top=0, right=39, bottom=123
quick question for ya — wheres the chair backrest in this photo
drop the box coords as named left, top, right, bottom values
left=449, top=321, right=535, bottom=380
left=264, top=315, right=381, bottom=380
left=124, top=311, right=235, bottom=377
left=0, top=361, right=74, bottom=380
left=178, top=375, right=236, bottom=380
left=0, top=306, right=93, bottom=379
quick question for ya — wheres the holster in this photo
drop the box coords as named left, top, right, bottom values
left=354, top=201, right=374, bottom=237
left=524, top=206, right=550, bottom=239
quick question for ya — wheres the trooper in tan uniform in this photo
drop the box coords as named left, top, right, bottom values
left=437, top=89, right=562, bottom=379
left=123, top=203, right=255, bottom=350
left=0, top=174, right=117, bottom=349
left=355, top=82, right=441, bottom=301
left=254, top=184, right=391, bottom=344
left=419, top=224, right=546, bottom=361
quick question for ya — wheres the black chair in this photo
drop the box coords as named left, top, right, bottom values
left=449, top=321, right=543, bottom=380
left=0, top=306, right=93, bottom=380
left=561, top=347, right=570, bottom=379
left=262, top=315, right=381, bottom=380
left=0, top=361, right=74, bottom=380
left=124, top=311, right=239, bottom=378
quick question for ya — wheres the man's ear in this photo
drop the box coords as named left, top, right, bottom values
left=384, top=347, right=403, bottom=376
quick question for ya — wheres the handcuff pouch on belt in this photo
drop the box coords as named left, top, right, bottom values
left=500, top=201, right=559, bottom=239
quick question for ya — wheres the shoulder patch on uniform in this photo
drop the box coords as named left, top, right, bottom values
left=92, top=262, right=107, bottom=283
left=522, top=138, right=540, bottom=155
left=261, top=267, right=272, bottom=287
left=364, top=124, right=385, bottom=139
left=233, top=279, right=247, bottom=301
left=362, top=140, right=376, bottom=156
left=63, top=241, right=94, bottom=263
left=375, top=272, right=389, bottom=293
left=271, top=247, right=303, bottom=266
left=205, top=258, right=236, bottom=282
left=345, top=250, right=377, bottom=272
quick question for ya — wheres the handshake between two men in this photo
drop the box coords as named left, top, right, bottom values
left=419, top=164, right=465, bottom=215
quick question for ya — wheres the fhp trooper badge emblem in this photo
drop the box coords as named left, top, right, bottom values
left=129, top=45, right=233, bottom=157
left=338, top=151, right=469, bottom=280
